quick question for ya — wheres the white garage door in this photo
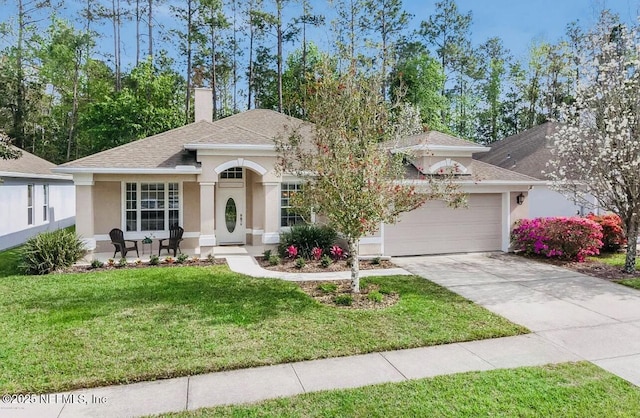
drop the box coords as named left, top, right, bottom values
left=384, top=193, right=502, bottom=256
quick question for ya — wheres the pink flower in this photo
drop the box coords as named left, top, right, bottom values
left=330, top=245, right=345, bottom=260
left=285, top=245, right=298, bottom=259
left=311, top=247, right=323, bottom=261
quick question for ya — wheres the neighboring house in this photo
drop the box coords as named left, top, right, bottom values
left=53, top=88, right=540, bottom=257
left=0, top=147, right=76, bottom=250
left=473, top=122, right=599, bottom=218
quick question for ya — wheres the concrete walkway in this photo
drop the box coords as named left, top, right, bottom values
left=5, top=253, right=640, bottom=417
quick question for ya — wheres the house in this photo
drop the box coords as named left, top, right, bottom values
left=0, top=147, right=76, bottom=250
left=473, top=122, right=599, bottom=218
left=53, top=88, right=540, bottom=257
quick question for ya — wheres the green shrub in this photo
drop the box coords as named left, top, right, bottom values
left=118, top=257, right=128, bottom=267
left=176, top=253, right=189, bottom=264
left=334, top=294, right=353, bottom=306
left=317, top=283, right=338, bottom=293
left=206, top=253, right=215, bottom=263
left=294, top=257, right=306, bottom=269
left=90, top=259, right=104, bottom=269
left=368, top=290, right=384, bottom=303
left=20, top=229, right=85, bottom=275
left=320, top=254, right=332, bottom=268
left=279, top=224, right=337, bottom=259
left=262, top=249, right=272, bottom=259
left=268, top=254, right=281, bottom=266
left=149, top=255, right=160, bottom=266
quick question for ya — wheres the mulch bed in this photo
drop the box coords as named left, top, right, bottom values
left=297, top=279, right=400, bottom=309
left=508, top=252, right=637, bottom=282
left=66, top=258, right=226, bottom=274
left=257, top=257, right=396, bottom=273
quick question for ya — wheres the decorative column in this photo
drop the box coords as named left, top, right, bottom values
left=501, top=192, right=511, bottom=252
left=199, top=182, right=216, bottom=255
left=262, top=182, right=280, bottom=244
left=74, top=173, right=95, bottom=252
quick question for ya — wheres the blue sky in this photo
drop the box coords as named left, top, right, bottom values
left=404, top=0, right=639, bottom=61
left=2, top=0, right=639, bottom=69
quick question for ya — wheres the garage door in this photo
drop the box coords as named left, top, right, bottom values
left=384, top=193, right=502, bottom=256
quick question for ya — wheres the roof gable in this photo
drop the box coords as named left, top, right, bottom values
left=473, top=122, right=559, bottom=179
left=0, top=146, right=68, bottom=178
left=58, top=109, right=310, bottom=171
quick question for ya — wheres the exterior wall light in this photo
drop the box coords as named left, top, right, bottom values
left=516, top=193, right=525, bottom=205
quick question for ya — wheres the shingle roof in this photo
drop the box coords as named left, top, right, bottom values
left=404, top=159, right=539, bottom=183
left=389, top=130, right=483, bottom=149
left=0, top=146, right=64, bottom=177
left=473, top=122, right=559, bottom=179
left=59, top=109, right=311, bottom=169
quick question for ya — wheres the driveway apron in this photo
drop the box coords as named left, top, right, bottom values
left=393, top=253, right=640, bottom=386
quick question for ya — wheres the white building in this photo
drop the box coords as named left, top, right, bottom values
left=0, top=147, right=76, bottom=250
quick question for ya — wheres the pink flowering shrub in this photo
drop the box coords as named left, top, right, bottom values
left=311, top=247, right=323, bottom=261
left=285, top=245, right=298, bottom=259
left=586, top=213, right=626, bottom=252
left=330, top=245, right=346, bottom=260
left=511, top=217, right=603, bottom=262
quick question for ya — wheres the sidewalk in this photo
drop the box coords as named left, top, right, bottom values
left=5, top=252, right=640, bottom=417
left=4, top=334, right=580, bottom=418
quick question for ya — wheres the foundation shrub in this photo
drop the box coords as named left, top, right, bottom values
left=511, top=217, right=603, bottom=262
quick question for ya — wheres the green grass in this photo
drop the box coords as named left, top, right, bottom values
left=0, top=246, right=23, bottom=277
left=589, top=252, right=640, bottom=289
left=0, top=266, right=526, bottom=394
left=590, top=252, right=640, bottom=269
left=164, top=362, right=640, bottom=417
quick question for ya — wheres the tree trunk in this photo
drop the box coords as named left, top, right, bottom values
left=348, top=239, right=360, bottom=293
left=185, top=0, right=193, bottom=124
left=135, top=0, right=140, bottom=65
left=247, top=25, right=254, bottom=110
left=67, top=50, right=81, bottom=161
left=148, top=0, right=153, bottom=58
left=276, top=0, right=283, bottom=113
left=624, top=217, right=639, bottom=274
left=210, top=25, right=217, bottom=120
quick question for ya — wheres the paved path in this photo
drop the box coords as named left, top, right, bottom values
left=5, top=253, right=640, bottom=417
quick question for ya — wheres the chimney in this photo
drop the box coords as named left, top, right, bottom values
left=194, top=88, right=213, bottom=123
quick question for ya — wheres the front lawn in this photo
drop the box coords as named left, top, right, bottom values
left=0, top=265, right=526, bottom=394
left=588, top=252, right=640, bottom=289
left=0, top=246, right=22, bottom=278
left=165, top=362, right=640, bottom=417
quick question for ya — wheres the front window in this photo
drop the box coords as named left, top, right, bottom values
left=125, top=182, right=180, bottom=232
left=280, top=183, right=305, bottom=227
left=27, top=184, right=34, bottom=225
left=42, top=185, right=49, bottom=222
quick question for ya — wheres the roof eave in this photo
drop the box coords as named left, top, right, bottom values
left=184, top=143, right=276, bottom=151
left=392, top=144, right=491, bottom=153
left=0, top=170, right=72, bottom=180
left=51, top=167, right=202, bottom=175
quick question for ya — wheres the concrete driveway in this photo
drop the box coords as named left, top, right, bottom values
left=393, top=252, right=640, bottom=386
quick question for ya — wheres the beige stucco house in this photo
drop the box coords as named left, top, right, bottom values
left=53, top=88, right=541, bottom=257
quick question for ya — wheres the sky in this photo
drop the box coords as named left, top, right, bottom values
left=2, top=0, right=639, bottom=70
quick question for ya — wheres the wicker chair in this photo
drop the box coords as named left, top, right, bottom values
left=158, top=226, right=184, bottom=257
left=109, top=228, right=139, bottom=258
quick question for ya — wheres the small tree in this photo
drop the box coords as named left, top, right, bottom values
left=0, top=132, right=21, bottom=160
left=548, top=12, right=640, bottom=273
left=276, top=64, right=464, bottom=292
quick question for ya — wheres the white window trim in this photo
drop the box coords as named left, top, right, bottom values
left=43, top=184, right=49, bottom=223
left=121, top=181, right=183, bottom=238
left=279, top=182, right=316, bottom=230
left=27, top=184, right=34, bottom=226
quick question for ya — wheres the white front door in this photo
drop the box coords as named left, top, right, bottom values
left=216, top=187, right=246, bottom=244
